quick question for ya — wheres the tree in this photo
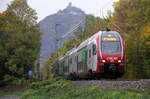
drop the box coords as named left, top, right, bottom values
left=112, top=0, right=150, bottom=79
left=0, top=0, right=40, bottom=85
left=6, top=0, right=37, bottom=25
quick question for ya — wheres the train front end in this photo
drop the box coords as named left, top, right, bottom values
left=97, top=31, right=125, bottom=76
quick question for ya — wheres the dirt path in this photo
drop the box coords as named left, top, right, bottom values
left=0, top=85, right=26, bottom=99
left=0, top=96, right=20, bottom=99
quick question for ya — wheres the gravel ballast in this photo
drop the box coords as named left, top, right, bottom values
left=73, top=79, right=150, bottom=90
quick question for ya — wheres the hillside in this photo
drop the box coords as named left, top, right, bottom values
left=39, top=3, right=86, bottom=65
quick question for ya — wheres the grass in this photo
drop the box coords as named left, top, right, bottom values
left=0, top=85, right=26, bottom=97
left=0, top=90, right=22, bottom=97
left=21, top=77, right=150, bottom=99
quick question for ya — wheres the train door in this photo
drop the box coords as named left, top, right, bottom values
left=64, top=57, right=69, bottom=75
left=67, top=58, right=69, bottom=75
left=61, top=61, right=64, bottom=75
left=82, top=50, right=88, bottom=72
left=92, top=44, right=97, bottom=71
left=72, top=54, right=77, bottom=73
left=87, top=44, right=93, bottom=71
left=58, top=61, right=64, bottom=75
left=69, top=57, right=72, bottom=73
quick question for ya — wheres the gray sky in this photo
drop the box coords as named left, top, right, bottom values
left=0, top=0, right=118, bottom=22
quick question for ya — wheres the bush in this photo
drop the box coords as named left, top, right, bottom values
left=30, top=77, right=71, bottom=89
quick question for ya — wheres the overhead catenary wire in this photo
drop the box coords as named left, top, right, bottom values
left=100, top=0, right=115, bottom=18
left=63, top=1, right=116, bottom=38
left=63, top=0, right=116, bottom=38
left=62, top=20, right=83, bottom=38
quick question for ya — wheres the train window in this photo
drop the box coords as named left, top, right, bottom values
left=101, top=41, right=122, bottom=54
left=89, top=49, right=91, bottom=58
left=92, top=44, right=97, bottom=55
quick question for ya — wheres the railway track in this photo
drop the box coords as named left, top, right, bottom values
left=73, top=79, right=150, bottom=90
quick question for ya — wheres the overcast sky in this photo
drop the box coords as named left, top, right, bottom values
left=0, top=0, right=118, bottom=22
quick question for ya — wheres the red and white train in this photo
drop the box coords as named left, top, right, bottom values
left=55, top=30, right=126, bottom=79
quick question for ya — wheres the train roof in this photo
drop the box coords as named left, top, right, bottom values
left=58, top=56, right=65, bottom=61
left=102, top=31, right=120, bottom=35
left=77, top=31, right=101, bottom=50
left=76, top=31, right=101, bottom=51
left=66, top=47, right=77, bottom=56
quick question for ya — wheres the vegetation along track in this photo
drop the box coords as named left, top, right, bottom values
left=73, top=79, right=150, bottom=90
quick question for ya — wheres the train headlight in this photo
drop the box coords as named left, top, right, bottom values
left=118, top=60, right=121, bottom=63
left=118, top=59, right=124, bottom=63
left=100, top=59, right=106, bottom=62
left=102, top=60, right=106, bottom=62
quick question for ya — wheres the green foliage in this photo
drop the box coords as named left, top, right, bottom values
left=22, top=78, right=150, bottom=99
left=30, top=77, right=71, bottom=89
left=112, top=0, right=150, bottom=79
left=0, top=0, right=40, bottom=85
left=6, top=0, right=37, bottom=25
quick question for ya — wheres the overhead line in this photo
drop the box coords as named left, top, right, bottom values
left=62, top=20, right=83, bottom=38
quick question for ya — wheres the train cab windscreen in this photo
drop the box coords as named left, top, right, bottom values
left=101, top=41, right=121, bottom=54
left=101, top=32, right=122, bottom=55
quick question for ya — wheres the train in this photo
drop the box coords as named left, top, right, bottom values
left=55, top=30, right=126, bottom=79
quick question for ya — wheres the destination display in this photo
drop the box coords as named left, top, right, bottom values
left=103, top=38, right=117, bottom=41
